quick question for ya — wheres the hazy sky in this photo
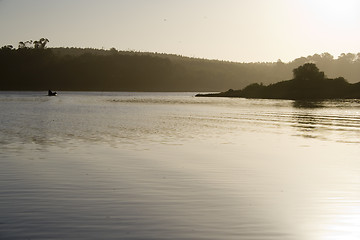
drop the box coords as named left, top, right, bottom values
left=0, top=0, right=359, bottom=62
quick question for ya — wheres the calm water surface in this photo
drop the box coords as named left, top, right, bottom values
left=1, top=91, right=360, bottom=240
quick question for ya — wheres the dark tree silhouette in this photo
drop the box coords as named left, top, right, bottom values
left=1, top=45, right=14, bottom=50
left=292, top=63, right=325, bottom=81
left=35, top=38, right=49, bottom=49
left=19, top=38, right=49, bottom=49
left=18, top=41, right=26, bottom=49
left=33, top=40, right=40, bottom=49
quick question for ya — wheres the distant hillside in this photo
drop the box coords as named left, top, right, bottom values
left=1, top=46, right=360, bottom=92
left=197, top=63, right=360, bottom=100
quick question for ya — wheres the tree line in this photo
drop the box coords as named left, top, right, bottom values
left=1, top=39, right=360, bottom=91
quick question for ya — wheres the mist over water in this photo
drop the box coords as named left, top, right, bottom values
left=1, top=92, right=360, bottom=240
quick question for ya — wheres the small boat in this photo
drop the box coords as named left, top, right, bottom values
left=48, top=90, right=57, bottom=96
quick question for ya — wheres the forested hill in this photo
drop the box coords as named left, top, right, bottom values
left=196, top=63, right=360, bottom=100
left=1, top=46, right=360, bottom=92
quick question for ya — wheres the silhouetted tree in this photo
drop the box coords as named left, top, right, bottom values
left=338, top=53, right=356, bottom=63
left=109, top=47, right=118, bottom=55
left=293, top=63, right=325, bottom=81
left=33, top=38, right=49, bottom=49
left=1, top=45, right=14, bottom=50
left=18, top=38, right=49, bottom=49
left=320, top=52, right=334, bottom=61
left=34, top=41, right=40, bottom=49
left=18, top=41, right=26, bottom=49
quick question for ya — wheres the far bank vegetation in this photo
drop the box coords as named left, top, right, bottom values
left=1, top=39, right=360, bottom=91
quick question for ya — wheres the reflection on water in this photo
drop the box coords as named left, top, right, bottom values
left=292, top=100, right=324, bottom=109
left=1, top=92, right=360, bottom=240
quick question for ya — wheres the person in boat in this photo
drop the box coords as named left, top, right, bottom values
left=48, top=90, right=57, bottom=96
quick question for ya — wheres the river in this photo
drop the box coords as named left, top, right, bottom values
left=1, top=91, right=360, bottom=240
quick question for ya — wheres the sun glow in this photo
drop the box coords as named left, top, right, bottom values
left=319, top=201, right=360, bottom=240
left=303, top=0, right=360, bottom=24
